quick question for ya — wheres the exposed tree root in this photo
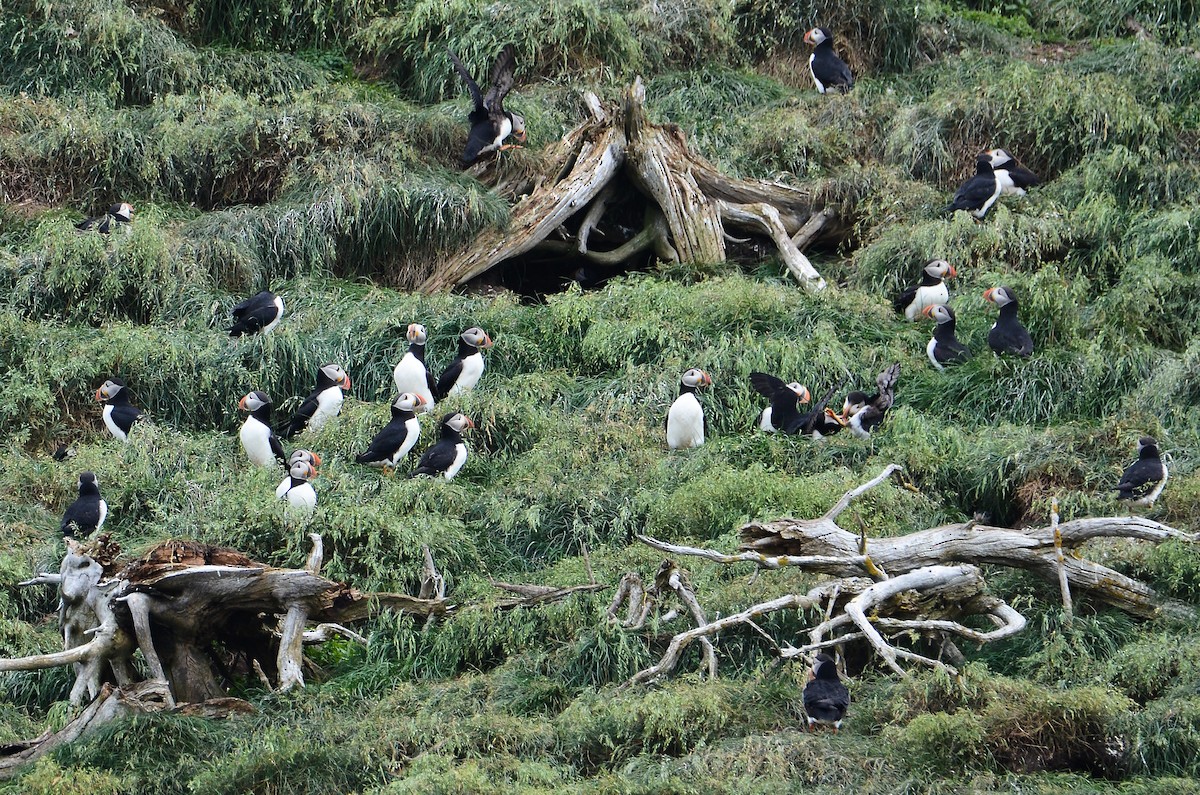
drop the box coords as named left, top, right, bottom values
left=421, top=79, right=832, bottom=293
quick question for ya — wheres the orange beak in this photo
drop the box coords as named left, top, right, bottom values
left=340, top=375, right=352, bottom=391
left=947, top=265, right=958, bottom=277
left=464, top=417, right=475, bottom=429
left=238, top=395, right=248, bottom=410
left=983, top=287, right=996, bottom=302
left=480, top=333, right=494, bottom=349
left=94, top=387, right=104, bottom=401
left=413, top=394, right=427, bottom=406
left=798, top=387, right=811, bottom=404
left=803, top=29, right=815, bottom=45
left=922, top=305, right=936, bottom=319
left=310, top=452, right=323, bottom=466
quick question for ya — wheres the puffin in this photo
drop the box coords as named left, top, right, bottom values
left=983, top=286, right=1034, bottom=357
left=409, top=413, right=474, bottom=480
left=76, top=202, right=133, bottom=233
left=836, top=363, right=901, bottom=439
left=894, top=260, right=956, bottom=321
left=448, top=45, right=526, bottom=166
left=803, top=653, right=850, bottom=733
left=95, top=377, right=143, bottom=442
left=1116, top=436, right=1168, bottom=508
left=229, top=290, right=284, bottom=337
left=922, top=305, right=972, bottom=370
left=942, top=154, right=1003, bottom=219
left=436, top=327, right=493, bottom=400
left=803, top=28, right=854, bottom=94
left=289, top=449, right=322, bottom=469
left=393, top=323, right=437, bottom=411
left=238, top=390, right=286, bottom=468
left=281, top=363, right=352, bottom=439
left=60, top=472, right=107, bottom=538
left=749, top=372, right=811, bottom=433
left=666, top=368, right=713, bottom=450
left=355, top=392, right=426, bottom=470
left=276, top=458, right=317, bottom=515
left=984, top=148, right=1040, bottom=196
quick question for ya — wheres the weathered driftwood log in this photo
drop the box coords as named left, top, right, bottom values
left=420, top=79, right=830, bottom=293
left=7, top=535, right=450, bottom=707
left=625, top=464, right=1195, bottom=687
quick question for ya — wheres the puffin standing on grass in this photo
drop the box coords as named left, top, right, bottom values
left=229, top=291, right=284, bottom=337
left=410, top=413, right=474, bottom=480
left=749, top=372, right=811, bottom=433
left=922, top=305, right=973, bottom=370
left=356, top=392, right=426, bottom=471
left=835, top=363, right=901, bottom=439
left=436, top=327, right=493, bottom=399
left=667, top=368, right=713, bottom=450
left=1116, top=436, right=1168, bottom=508
left=394, top=323, right=437, bottom=411
left=895, top=260, right=956, bottom=321
left=943, top=154, right=1003, bottom=219
left=76, top=202, right=133, bottom=233
left=804, top=28, right=854, bottom=94
left=985, top=148, right=1040, bottom=196
left=282, top=363, right=352, bottom=439
left=95, top=378, right=143, bottom=443
left=276, top=458, right=318, bottom=515
left=803, top=654, right=850, bottom=733
left=60, top=472, right=107, bottom=538
left=983, top=286, right=1034, bottom=357
left=238, top=390, right=286, bottom=468
left=448, top=45, right=526, bottom=166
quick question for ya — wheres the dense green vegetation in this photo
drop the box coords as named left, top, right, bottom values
left=3, top=0, right=1200, bottom=791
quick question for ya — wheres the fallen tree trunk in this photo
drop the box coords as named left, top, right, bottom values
left=420, top=79, right=831, bottom=293
left=623, top=464, right=1196, bottom=687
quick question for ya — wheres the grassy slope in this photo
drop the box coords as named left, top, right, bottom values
left=3, top=0, right=1200, bottom=792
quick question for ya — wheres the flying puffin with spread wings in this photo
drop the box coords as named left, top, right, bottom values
left=448, top=45, right=526, bottom=166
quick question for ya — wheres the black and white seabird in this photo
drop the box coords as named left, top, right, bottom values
left=76, top=202, right=133, bottom=233
left=289, top=449, right=322, bottom=469
left=409, top=413, right=474, bottom=480
left=667, top=368, right=713, bottom=450
left=238, top=390, right=286, bottom=468
left=804, top=28, right=854, bottom=94
left=895, top=260, right=956, bottom=321
left=276, top=459, right=317, bottom=514
left=95, top=377, right=143, bottom=442
left=229, top=290, right=284, bottom=337
left=1116, top=436, right=1168, bottom=508
left=448, top=45, right=526, bottom=166
left=983, top=286, right=1034, bottom=357
left=282, top=363, right=352, bottom=439
left=356, top=392, right=426, bottom=470
left=393, top=323, right=437, bottom=411
left=60, top=472, right=107, bottom=538
left=922, top=304, right=973, bottom=370
left=436, top=327, right=493, bottom=400
left=750, top=372, right=811, bottom=433
left=803, top=653, right=850, bottom=733
left=943, top=154, right=1003, bottom=219
left=984, top=148, right=1040, bottom=196
left=835, top=363, right=900, bottom=439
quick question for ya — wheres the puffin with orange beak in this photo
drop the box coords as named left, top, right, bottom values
left=436, top=327, right=493, bottom=399
left=667, top=368, right=713, bottom=449
left=76, top=202, right=133, bottom=233
left=750, top=372, right=811, bottom=433
left=984, top=286, right=1034, bottom=357
left=448, top=45, right=526, bottom=166
left=943, top=153, right=1003, bottom=219
left=95, top=377, right=144, bottom=442
left=895, top=260, right=956, bottom=321
left=804, top=27, right=854, bottom=94
left=356, top=392, right=426, bottom=471
left=393, top=323, right=437, bottom=411
left=238, top=390, right=287, bottom=468
left=922, top=304, right=972, bottom=370
left=831, top=363, right=900, bottom=439
left=410, top=413, right=474, bottom=480
left=281, top=363, right=352, bottom=439
left=276, top=458, right=318, bottom=515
